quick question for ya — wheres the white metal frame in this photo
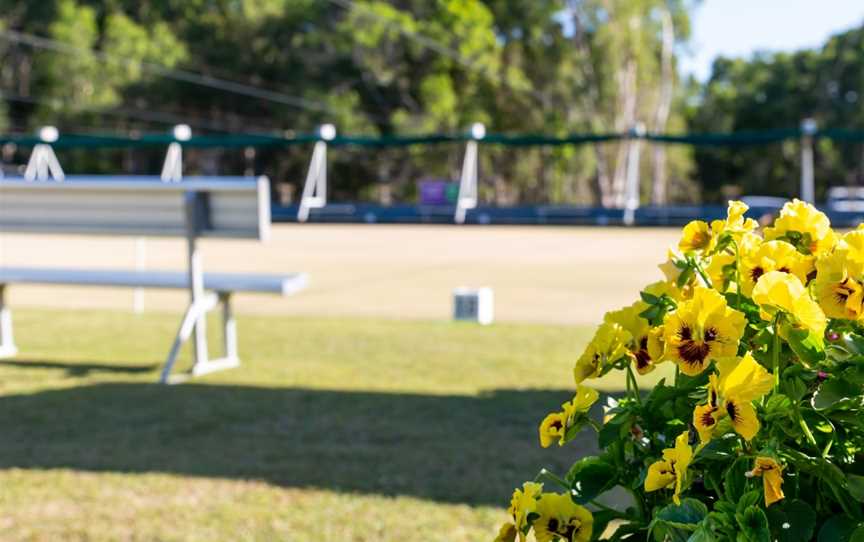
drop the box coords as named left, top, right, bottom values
left=24, top=126, right=64, bottom=181
left=455, top=123, right=485, bottom=224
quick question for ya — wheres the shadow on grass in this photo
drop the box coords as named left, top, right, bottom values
left=0, top=381, right=598, bottom=506
left=0, top=360, right=158, bottom=376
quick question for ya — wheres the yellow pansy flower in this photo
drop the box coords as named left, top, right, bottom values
left=749, top=457, right=785, bottom=507
left=705, top=251, right=736, bottom=293
left=574, top=322, right=631, bottom=383
left=662, top=287, right=746, bottom=376
left=764, top=199, right=836, bottom=256
left=644, top=279, right=683, bottom=302
left=693, top=353, right=773, bottom=443
left=813, top=245, right=864, bottom=320
left=739, top=240, right=809, bottom=297
left=752, top=271, right=826, bottom=337
left=679, top=220, right=713, bottom=253
left=507, top=482, right=543, bottom=541
left=645, top=432, right=693, bottom=504
left=605, top=303, right=661, bottom=374
left=533, top=493, right=593, bottom=542
left=708, top=200, right=760, bottom=247
left=493, top=522, right=517, bottom=542
left=539, top=385, right=599, bottom=448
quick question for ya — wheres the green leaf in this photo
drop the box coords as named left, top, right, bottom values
left=781, top=376, right=808, bottom=403
left=851, top=526, right=864, bottom=542
left=818, top=516, right=863, bottom=542
left=848, top=474, right=864, bottom=503
left=764, top=394, right=793, bottom=421
left=724, top=457, right=751, bottom=503
left=784, top=324, right=825, bottom=365
left=650, top=499, right=708, bottom=542
left=687, top=524, right=716, bottom=542
left=813, top=378, right=862, bottom=410
left=765, top=499, right=817, bottom=542
left=640, top=291, right=660, bottom=304
left=737, top=505, right=770, bottom=542
left=565, top=457, right=616, bottom=504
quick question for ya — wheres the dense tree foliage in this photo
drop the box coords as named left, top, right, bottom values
left=690, top=26, right=864, bottom=201
left=0, top=1, right=862, bottom=205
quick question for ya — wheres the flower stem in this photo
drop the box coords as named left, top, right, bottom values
left=690, top=257, right=714, bottom=289
left=772, top=315, right=781, bottom=391
left=798, top=413, right=819, bottom=451
left=626, top=364, right=642, bottom=405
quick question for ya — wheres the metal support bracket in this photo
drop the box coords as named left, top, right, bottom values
left=454, top=139, right=479, bottom=224
left=24, top=144, right=65, bottom=181
left=298, top=140, right=328, bottom=222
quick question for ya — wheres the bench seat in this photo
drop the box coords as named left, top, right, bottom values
left=0, top=267, right=307, bottom=295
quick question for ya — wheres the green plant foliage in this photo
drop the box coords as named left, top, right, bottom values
left=495, top=201, right=864, bottom=541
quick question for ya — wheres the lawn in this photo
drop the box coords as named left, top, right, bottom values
left=0, top=308, right=672, bottom=541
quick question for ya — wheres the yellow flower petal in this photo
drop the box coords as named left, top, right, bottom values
left=539, top=412, right=566, bottom=448
left=753, top=271, right=826, bottom=336
left=693, top=403, right=719, bottom=444
left=662, top=287, right=745, bottom=376
left=533, top=493, right=593, bottom=542
left=493, top=522, right=517, bottom=542
left=724, top=396, right=760, bottom=441
left=717, top=353, right=774, bottom=403
left=750, top=457, right=785, bottom=507
left=679, top=220, right=712, bottom=253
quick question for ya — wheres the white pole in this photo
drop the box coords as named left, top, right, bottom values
left=622, top=123, right=646, bottom=226
left=298, top=124, right=335, bottom=223
left=455, top=123, right=485, bottom=224
left=801, top=118, right=817, bottom=204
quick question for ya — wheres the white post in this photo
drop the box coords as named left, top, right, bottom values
left=160, top=124, right=191, bottom=183
left=298, top=124, right=335, bottom=223
left=24, top=126, right=64, bottom=181
left=455, top=123, right=485, bottom=224
left=801, top=118, right=817, bottom=204
left=622, top=123, right=646, bottom=226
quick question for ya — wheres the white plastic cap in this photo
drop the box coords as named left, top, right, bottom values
left=470, top=122, right=486, bottom=140
left=38, top=126, right=59, bottom=143
left=319, top=123, right=337, bottom=141
left=801, top=118, right=818, bottom=135
left=173, top=124, right=192, bottom=141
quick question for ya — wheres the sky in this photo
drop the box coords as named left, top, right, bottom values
left=680, top=0, right=864, bottom=81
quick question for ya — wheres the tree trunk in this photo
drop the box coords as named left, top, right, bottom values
left=651, top=7, right=675, bottom=205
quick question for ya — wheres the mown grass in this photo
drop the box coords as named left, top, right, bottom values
left=0, top=308, right=672, bottom=541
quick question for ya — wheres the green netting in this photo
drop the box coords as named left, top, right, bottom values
left=1, top=128, right=862, bottom=149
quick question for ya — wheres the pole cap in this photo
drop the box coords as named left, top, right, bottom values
left=801, top=118, right=818, bottom=136
left=470, top=122, right=486, bottom=140
left=38, top=126, right=59, bottom=143
left=319, top=123, right=337, bottom=141
left=172, top=124, right=192, bottom=141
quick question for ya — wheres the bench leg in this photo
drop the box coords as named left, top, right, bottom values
left=0, top=284, right=17, bottom=358
left=220, top=292, right=239, bottom=362
left=159, top=292, right=240, bottom=384
left=190, top=293, right=240, bottom=378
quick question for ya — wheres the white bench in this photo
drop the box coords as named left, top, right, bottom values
left=0, top=175, right=307, bottom=383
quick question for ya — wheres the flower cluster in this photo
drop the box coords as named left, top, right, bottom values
left=495, top=200, right=864, bottom=541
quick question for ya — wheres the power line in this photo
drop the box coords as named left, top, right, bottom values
left=0, top=29, right=340, bottom=116
left=0, top=92, right=279, bottom=133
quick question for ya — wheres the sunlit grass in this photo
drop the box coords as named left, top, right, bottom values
left=0, top=308, right=663, bottom=540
